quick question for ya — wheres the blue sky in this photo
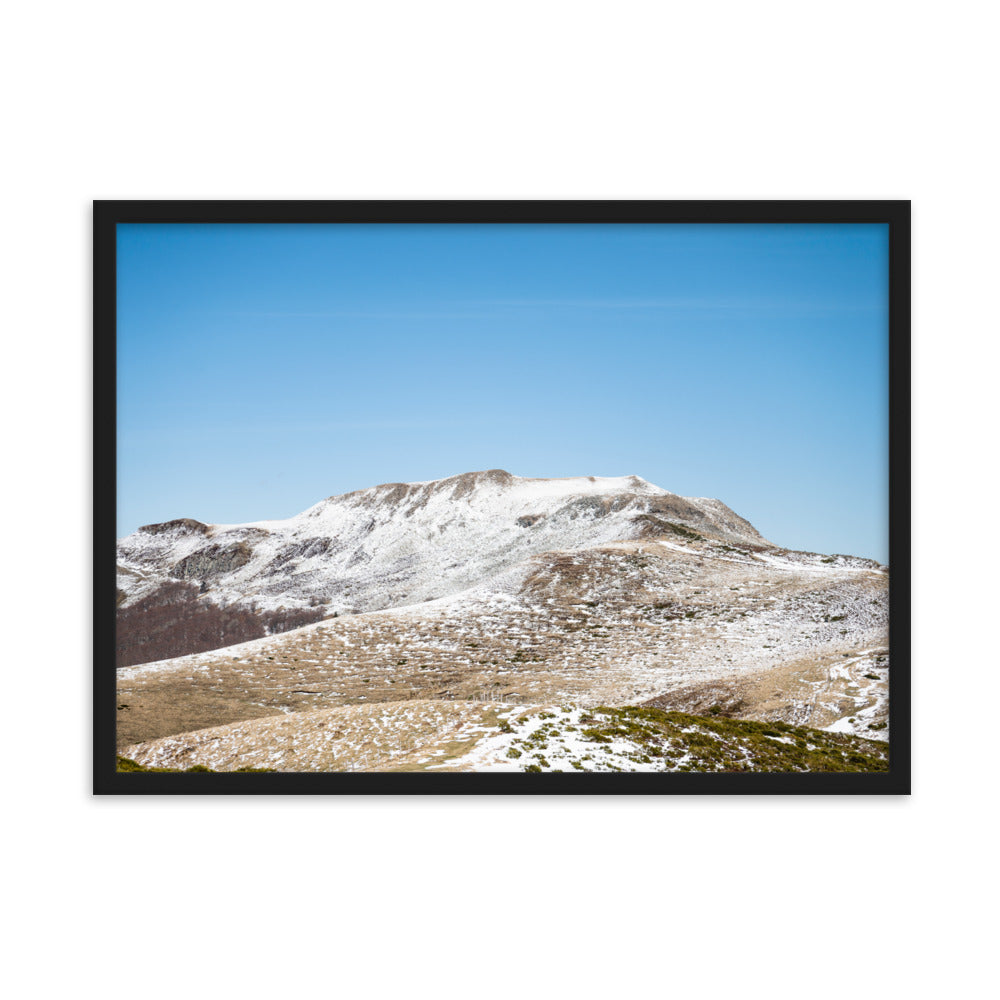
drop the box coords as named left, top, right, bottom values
left=117, top=222, right=888, bottom=560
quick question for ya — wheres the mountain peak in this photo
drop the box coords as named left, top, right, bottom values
left=346, top=469, right=668, bottom=502
left=117, top=469, right=771, bottom=665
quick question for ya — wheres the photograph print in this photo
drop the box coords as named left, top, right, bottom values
left=96, top=201, right=909, bottom=793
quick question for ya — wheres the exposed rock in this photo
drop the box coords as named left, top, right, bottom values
left=139, top=517, right=210, bottom=536
left=263, top=536, right=332, bottom=575
left=171, top=541, right=253, bottom=580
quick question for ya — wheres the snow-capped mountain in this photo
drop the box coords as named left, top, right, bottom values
left=116, top=470, right=890, bottom=768
left=116, top=470, right=768, bottom=665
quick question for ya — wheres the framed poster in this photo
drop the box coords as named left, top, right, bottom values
left=95, top=201, right=910, bottom=794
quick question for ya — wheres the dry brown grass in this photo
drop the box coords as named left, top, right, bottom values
left=121, top=699, right=520, bottom=773
left=117, top=539, right=888, bottom=756
left=644, top=647, right=890, bottom=731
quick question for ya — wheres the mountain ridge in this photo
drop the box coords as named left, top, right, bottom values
left=116, top=470, right=772, bottom=666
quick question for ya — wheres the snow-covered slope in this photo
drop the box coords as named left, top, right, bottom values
left=115, top=472, right=889, bottom=757
left=117, top=469, right=768, bottom=621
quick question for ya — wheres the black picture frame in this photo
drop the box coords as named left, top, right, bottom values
left=94, top=200, right=910, bottom=795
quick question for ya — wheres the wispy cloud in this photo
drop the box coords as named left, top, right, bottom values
left=221, top=297, right=881, bottom=321
left=466, top=297, right=719, bottom=309
left=465, top=296, right=877, bottom=313
left=225, top=310, right=488, bottom=321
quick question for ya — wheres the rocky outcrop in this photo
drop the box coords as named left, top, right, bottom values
left=170, top=541, right=254, bottom=581
left=262, top=537, right=333, bottom=575
left=139, top=517, right=210, bottom=536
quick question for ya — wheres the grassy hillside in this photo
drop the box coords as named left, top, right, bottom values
left=116, top=756, right=275, bottom=773
left=119, top=703, right=889, bottom=774
left=499, top=706, right=889, bottom=773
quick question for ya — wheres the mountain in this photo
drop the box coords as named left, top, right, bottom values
left=115, top=471, right=889, bottom=771
left=116, top=470, right=768, bottom=666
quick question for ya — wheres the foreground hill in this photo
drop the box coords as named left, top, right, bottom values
left=116, top=470, right=768, bottom=666
left=121, top=701, right=888, bottom=774
left=116, top=472, right=888, bottom=769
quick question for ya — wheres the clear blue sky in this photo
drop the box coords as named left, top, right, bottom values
left=117, top=222, right=888, bottom=561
